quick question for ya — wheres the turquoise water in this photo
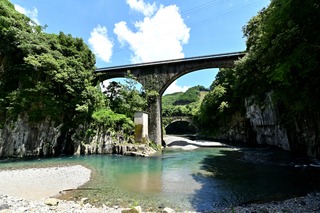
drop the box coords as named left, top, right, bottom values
left=1, top=146, right=320, bottom=212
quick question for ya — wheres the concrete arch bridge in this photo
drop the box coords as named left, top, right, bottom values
left=95, top=51, right=245, bottom=145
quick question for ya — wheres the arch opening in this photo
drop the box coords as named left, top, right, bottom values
left=165, top=120, right=197, bottom=135
left=100, top=77, right=147, bottom=120
left=161, top=68, right=219, bottom=95
left=100, top=77, right=144, bottom=94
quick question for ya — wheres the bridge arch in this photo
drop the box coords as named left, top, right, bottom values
left=160, top=67, right=221, bottom=96
left=95, top=52, right=245, bottom=145
left=163, top=116, right=199, bottom=135
left=166, top=120, right=198, bottom=135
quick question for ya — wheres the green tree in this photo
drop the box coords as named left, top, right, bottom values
left=234, top=0, right=320, bottom=155
left=92, top=108, right=134, bottom=135
left=197, top=67, right=245, bottom=135
left=236, top=0, right=320, bottom=111
left=0, top=0, right=103, bottom=131
left=162, top=86, right=206, bottom=117
left=105, top=79, right=147, bottom=119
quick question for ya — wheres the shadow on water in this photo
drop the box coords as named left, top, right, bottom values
left=190, top=148, right=320, bottom=212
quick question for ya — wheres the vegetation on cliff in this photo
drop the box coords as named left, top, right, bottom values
left=162, top=85, right=208, bottom=117
left=0, top=0, right=146, bottom=156
left=1, top=0, right=101, bottom=127
left=197, top=68, right=245, bottom=136
left=197, top=0, right=320, bottom=156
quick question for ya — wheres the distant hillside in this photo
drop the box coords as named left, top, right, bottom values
left=162, top=85, right=209, bottom=116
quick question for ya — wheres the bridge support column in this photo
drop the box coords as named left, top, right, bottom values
left=147, top=95, right=162, bottom=146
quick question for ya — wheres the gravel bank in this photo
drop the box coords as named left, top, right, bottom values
left=0, top=165, right=91, bottom=200
left=0, top=194, right=122, bottom=213
left=1, top=193, right=320, bottom=212
left=220, top=192, right=320, bottom=213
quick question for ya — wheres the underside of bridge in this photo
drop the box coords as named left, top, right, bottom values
left=95, top=52, right=245, bottom=145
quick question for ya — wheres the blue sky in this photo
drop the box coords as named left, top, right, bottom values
left=10, top=0, right=270, bottom=94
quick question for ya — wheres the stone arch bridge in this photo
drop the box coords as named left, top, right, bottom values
left=95, top=51, right=245, bottom=145
left=163, top=116, right=195, bottom=129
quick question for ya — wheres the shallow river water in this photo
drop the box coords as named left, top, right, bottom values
left=1, top=144, right=320, bottom=212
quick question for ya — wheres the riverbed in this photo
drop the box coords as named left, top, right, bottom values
left=1, top=137, right=320, bottom=212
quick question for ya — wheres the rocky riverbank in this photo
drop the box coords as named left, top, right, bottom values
left=1, top=192, right=320, bottom=213
left=220, top=192, right=320, bottom=213
left=0, top=194, right=123, bottom=213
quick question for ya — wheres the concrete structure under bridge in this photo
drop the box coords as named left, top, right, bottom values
left=95, top=51, right=245, bottom=145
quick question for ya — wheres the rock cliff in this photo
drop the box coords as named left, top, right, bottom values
left=245, top=95, right=290, bottom=151
left=0, top=116, right=61, bottom=157
left=245, top=94, right=320, bottom=158
left=212, top=93, right=319, bottom=158
left=0, top=116, right=156, bottom=158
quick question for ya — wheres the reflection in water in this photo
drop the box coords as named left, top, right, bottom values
left=115, top=158, right=163, bottom=193
left=1, top=146, right=320, bottom=212
left=191, top=148, right=320, bottom=212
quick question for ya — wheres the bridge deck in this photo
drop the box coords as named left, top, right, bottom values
left=95, top=51, right=245, bottom=72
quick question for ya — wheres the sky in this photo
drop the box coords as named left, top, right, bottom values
left=9, top=0, right=270, bottom=94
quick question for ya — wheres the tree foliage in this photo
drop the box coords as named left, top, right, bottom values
left=0, top=0, right=134, bottom=137
left=162, top=86, right=206, bottom=117
left=92, top=108, right=134, bottom=135
left=197, top=68, right=243, bottom=133
left=104, top=79, right=147, bottom=119
left=237, top=0, right=320, bottom=115
left=198, top=0, right=320, bottom=146
left=0, top=0, right=101, bottom=129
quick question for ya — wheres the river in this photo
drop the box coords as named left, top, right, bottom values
left=1, top=137, right=320, bottom=212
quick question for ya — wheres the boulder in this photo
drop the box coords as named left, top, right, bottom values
left=0, top=204, right=10, bottom=210
left=44, top=198, right=59, bottom=206
left=162, top=207, right=176, bottom=213
left=121, top=206, right=142, bottom=213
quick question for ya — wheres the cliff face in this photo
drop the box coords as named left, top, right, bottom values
left=212, top=94, right=319, bottom=158
left=0, top=117, right=144, bottom=158
left=0, top=116, right=114, bottom=158
left=245, top=96, right=290, bottom=151
left=72, top=127, right=115, bottom=155
left=0, top=99, right=319, bottom=158
left=0, top=116, right=61, bottom=157
left=245, top=95, right=320, bottom=158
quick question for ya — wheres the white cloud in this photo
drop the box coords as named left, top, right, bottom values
left=14, top=4, right=40, bottom=25
left=126, top=0, right=157, bottom=17
left=88, top=25, right=113, bottom=63
left=114, top=3, right=190, bottom=63
left=164, top=80, right=189, bottom=95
